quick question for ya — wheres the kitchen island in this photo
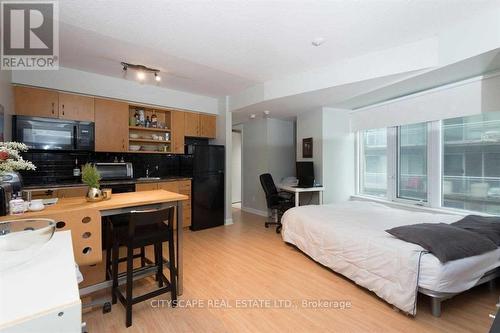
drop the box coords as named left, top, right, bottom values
left=0, top=190, right=188, bottom=295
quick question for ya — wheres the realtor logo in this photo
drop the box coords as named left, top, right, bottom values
left=1, top=1, right=59, bottom=70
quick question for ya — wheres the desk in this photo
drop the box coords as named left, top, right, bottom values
left=277, top=184, right=325, bottom=207
left=0, top=190, right=188, bottom=296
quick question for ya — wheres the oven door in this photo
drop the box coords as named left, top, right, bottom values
left=13, top=116, right=76, bottom=150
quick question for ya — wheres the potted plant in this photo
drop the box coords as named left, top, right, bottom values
left=81, top=163, right=103, bottom=202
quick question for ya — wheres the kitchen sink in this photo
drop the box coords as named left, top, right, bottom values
left=136, top=177, right=161, bottom=181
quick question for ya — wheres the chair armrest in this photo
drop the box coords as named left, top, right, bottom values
left=277, top=191, right=294, bottom=200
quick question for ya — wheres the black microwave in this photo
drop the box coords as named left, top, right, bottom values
left=13, top=116, right=94, bottom=151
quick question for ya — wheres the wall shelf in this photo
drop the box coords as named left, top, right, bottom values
left=127, top=150, right=173, bottom=154
left=129, top=138, right=171, bottom=144
left=129, top=126, right=171, bottom=132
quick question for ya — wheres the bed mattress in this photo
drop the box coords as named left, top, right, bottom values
left=419, top=247, right=500, bottom=293
left=281, top=201, right=500, bottom=313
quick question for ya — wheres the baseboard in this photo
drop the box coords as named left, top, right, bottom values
left=225, top=218, right=234, bottom=225
left=241, top=206, right=268, bottom=217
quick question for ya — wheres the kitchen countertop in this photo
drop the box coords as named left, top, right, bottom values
left=23, top=176, right=192, bottom=190
left=0, top=190, right=188, bottom=221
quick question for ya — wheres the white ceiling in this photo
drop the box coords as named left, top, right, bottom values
left=55, top=0, right=499, bottom=97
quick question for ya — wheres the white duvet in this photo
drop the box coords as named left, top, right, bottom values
left=281, top=201, right=464, bottom=315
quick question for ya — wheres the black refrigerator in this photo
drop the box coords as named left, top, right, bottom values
left=187, top=145, right=225, bottom=231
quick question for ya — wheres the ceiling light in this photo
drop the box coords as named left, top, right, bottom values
left=154, top=72, right=161, bottom=82
left=250, top=114, right=256, bottom=119
left=312, top=37, right=326, bottom=47
left=137, top=71, right=145, bottom=81
left=263, top=110, right=270, bottom=115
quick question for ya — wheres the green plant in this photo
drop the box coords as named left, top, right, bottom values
left=81, top=163, right=101, bottom=189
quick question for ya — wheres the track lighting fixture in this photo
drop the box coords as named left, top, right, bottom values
left=121, top=62, right=161, bottom=82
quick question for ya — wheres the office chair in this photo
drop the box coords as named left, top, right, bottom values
left=259, top=173, right=294, bottom=233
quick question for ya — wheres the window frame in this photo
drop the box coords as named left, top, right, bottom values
left=356, top=116, right=500, bottom=215
left=357, top=128, right=389, bottom=199
left=356, top=121, right=440, bottom=208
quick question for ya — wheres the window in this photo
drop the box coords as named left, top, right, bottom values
left=357, top=111, right=500, bottom=214
left=359, top=128, right=387, bottom=197
left=442, top=113, right=500, bottom=214
left=397, top=123, right=428, bottom=201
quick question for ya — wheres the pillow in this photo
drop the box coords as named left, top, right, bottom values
left=452, top=215, right=500, bottom=246
left=386, top=223, right=497, bottom=263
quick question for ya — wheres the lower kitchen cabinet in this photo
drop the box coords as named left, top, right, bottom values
left=135, top=180, right=192, bottom=228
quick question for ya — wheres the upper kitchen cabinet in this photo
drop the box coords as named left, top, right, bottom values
left=94, top=98, right=129, bottom=152
left=171, top=111, right=185, bottom=153
left=14, top=86, right=59, bottom=118
left=58, top=93, right=95, bottom=122
left=184, top=112, right=200, bottom=137
left=199, top=114, right=217, bottom=139
left=184, top=112, right=217, bottom=139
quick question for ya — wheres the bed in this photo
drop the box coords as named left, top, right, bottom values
left=281, top=201, right=500, bottom=316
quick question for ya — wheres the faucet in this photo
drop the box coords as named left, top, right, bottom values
left=145, top=165, right=159, bottom=178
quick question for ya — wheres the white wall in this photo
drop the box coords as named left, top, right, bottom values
left=296, top=107, right=355, bottom=204
left=242, top=119, right=269, bottom=213
left=296, top=108, right=323, bottom=184
left=12, top=67, right=219, bottom=114
left=212, top=96, right=233, bottom=224
left=231, top=131, right=242, bottom=203
left=351, top=72, right=500, bottom=131
left=0, top=70, right=13, bottom=140
left=322, top=108, right=355, bottom=203
left=267, top=118, right=296, bottom=183
left=241, top=118, right=295, bottom=215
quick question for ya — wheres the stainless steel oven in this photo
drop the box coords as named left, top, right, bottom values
left=13, top=116, right=94, bottom=151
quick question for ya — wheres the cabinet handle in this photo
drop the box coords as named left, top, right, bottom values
left=62, top=104, right=65, bottom=116
left=51, top=102, right=54, bottom=114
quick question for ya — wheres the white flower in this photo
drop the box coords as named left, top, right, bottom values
left=0, top=142, right=36, bottom=174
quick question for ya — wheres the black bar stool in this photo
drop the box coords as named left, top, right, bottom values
left=108, top=207, right=177, bottom=327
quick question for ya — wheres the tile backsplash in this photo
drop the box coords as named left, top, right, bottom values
left=20, top=151, right=190, bottom=186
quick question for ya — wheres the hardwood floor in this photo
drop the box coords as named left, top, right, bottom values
left=83, top=208, right=498, bottom=332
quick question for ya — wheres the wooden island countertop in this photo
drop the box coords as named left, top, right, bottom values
left=0, top=190, right=189, bottom=268
left=0, top=190, right=188, bottom=222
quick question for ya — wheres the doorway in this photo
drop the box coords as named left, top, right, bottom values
left=232, top=130, right=242, bottom=208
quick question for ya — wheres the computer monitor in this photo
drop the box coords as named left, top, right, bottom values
left=296, top=161, right=314, bottom=187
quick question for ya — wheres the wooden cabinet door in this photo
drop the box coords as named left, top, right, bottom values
left=158, top=181, right=179, bottom=193
left=135, top=183, right=158, bottom=191
left=177, top=180, right=192, bottom=228
left=199, top=114, right=217, bottom=138
left=171, top=111, right=185, bottom=153
left=184, top=112, right=200, bottom=137
left=14, top=86, right=59, bottom=118
left=94, top=98, right=128, bottom=152
left=58, top=187, right=88, bottom=198
left=58, top=93, right=95, bottom=121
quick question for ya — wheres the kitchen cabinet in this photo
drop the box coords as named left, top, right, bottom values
left=171, top=111, right=185, bottom=153
left=94, top=98, right=129, bottom=152
left=58, top=92, right=94, bottom=122
left=135, top=183, right=158, bottom=191
left=158, top=181, right=179, bottom=193
left=14, top=86, right=59, bottom=118
left=177, top=180, right=192, bottom=228
left=58, top=187, right=88, bottom=198
left=184, top=112, right=217, bottom=139
left=184, top=112, right=200, bottom=137
left=135, top=180, right=191, bottom=227
left=199, top=114, right=217, bottom=138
